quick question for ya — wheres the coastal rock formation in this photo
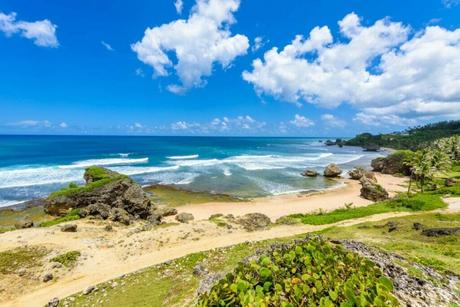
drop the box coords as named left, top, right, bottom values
left=14, top=219, right=34, bottom=229
left=301, top=169, right=318, bottom=177
left=61, top=224, right=77, bottom=232
left=362, top=144, right=380, bottom=151
left=359, top=177, right=389, bottom=201
left=337, top=239, right=460, bottom=306
left=237, top=213, right=271, bottom=231
left=371, top=151, right=412, bottom=175
left=323, top=163, right=342, bottom=177
left=44, top=166, right=159, bottom=225
left=348, top=167, right=376, bottom=181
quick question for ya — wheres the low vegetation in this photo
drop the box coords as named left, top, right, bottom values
left=346, top=120, right=460, bottom=150
left=197, top=237, right=397, bottom=306
left=49, top=166, right=127, bottom=199
left=318, top=213, right=460, bottom=275
left=0, top=247, right=48, bottom=274
left=51, top=251, right=81, bottom=267
left=39, top=208, right=81, bottom=227
left=278, top=193, right=446, bottom=225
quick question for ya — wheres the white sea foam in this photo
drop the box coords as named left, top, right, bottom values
left=0, top=166, right=84, bottom=189
left=223, top=167, right=232, bottom=176
left=110, top=165, right=180, bottom=176
left=0, top=199, right=23, bottom=208
left=118, top=153, right=131, bottom=158
left=59, top=157, right=149, bottom=169
left=167, top=154, right=199, bottom=160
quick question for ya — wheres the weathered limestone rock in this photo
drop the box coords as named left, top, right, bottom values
left=323, top=163, right=342, bottom=177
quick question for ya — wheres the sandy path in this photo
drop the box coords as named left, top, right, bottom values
left=2, top=211, right=413, bottom=307
left=177, top=174, right=407, bottom=220
left=0, top=173, right=409, bottom=307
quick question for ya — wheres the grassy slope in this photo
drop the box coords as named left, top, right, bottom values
left=61, top=212, right=460, bottom=306
left=278, top=193, right=446, bottom=225
left=317, top=212, right=460, bottom=275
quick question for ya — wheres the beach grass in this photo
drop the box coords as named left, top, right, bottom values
left=277, top=193, right=447, bottom=225
left=317, top=212, right=460, bottom=275
left=0, top=246, right=48, bottom=274
left=144, top=184, right=241, bottom=207
left=39, top=208, right=81, bottom=227
left=50, top=251, right=81, bottom=267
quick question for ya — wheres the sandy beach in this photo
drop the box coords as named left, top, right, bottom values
left=0, top=173, right=410, bottom=307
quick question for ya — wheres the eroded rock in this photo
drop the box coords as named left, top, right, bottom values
left=359, top=177, right=389, bottom=201
left=61, top=224, right=77, bottom=232
left=175, top=212, right=194, bottom=223
left=323, top=163, right=342, bottom=177
left=237, top=213, right=271, bottom=231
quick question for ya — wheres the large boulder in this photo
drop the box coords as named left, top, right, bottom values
left=323, top=163, right=342, bottom=177
left=44, top=167, right=158, bottom=225
left=301, top=169, right=318, bottom=177
left=237, top=213, right=271, bottom=231
left=359, top=178, right=389, bottom=201
left=176, top=212, right=194, bottom=223
left=348, top=167, right=376, bottom=182
left=371, top=151, right=413, bottom=175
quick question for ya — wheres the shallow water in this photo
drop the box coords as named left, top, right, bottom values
left=0, top=135, right=383, bottom=207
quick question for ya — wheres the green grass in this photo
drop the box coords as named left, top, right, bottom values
left=317, top=212, right=460, bottom=275
left=0, top=246, right=48, bottom=274
left=49, top=175, right=127, bottom=199
left=51, top=251, right=81, bottom=267
left=59, top=236, right=308, bottom=307
left=39, top=208, right=81, bottom=227
left=144, top=184, right=242, bottom=207
left=279, top=193, right=446, bottom=225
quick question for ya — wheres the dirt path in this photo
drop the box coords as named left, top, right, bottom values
left=1, top=210, right=414, bottom=307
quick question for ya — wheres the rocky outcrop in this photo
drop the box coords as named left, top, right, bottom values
left=371, top=151, right=412, bottom=175
left=422, top=227, right=460, bottom=237
left=237, top=213, right=271, bottom=231
left=348, top=167, right=376, bottom=181
left=301, top=169, right=318, bottom=177
left=323, top=163, right=342, bottom=177
left=359, top=177, right=389, bottom=201
left=362, top=144, right=380, bottom=151
left=337, top=239, right=460, bottom=306
left=44, top=167, right=160, bottom=225
left=14, top=219, right=34, bottom=229
left=61, top=224, right=77, bottom=232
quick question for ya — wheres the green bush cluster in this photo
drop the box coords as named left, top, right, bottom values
left=51, top=250, right=81, bottom=267
left=197, top=238, right=398, bottom=307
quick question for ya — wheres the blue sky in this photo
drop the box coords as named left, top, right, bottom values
left=1, top=0, right=459, bottom=136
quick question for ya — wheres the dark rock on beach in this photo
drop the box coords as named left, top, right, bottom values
left=359, top=177, right=389, bottom=201
left=175, top=212, right=194, bottom=223
left=371, top=152, right=411, bottom=175
left=61, top=224, right=77, bottom=232
left=14, top=219, right=34, bottom=229
left=422, top=227, right=460, bottom=237
left=44, top=166, right=159, bottom=225
left=323, top=163, right=342, bottom=177
left=348, top=167, right=376, bottom=181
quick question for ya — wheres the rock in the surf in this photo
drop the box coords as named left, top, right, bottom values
left=301, top=169, right=318, bottom=177
left=323, top=163, right=342, bottom=177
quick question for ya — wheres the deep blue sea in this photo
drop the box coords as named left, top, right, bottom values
left=0, top=135, right=383, bottom=208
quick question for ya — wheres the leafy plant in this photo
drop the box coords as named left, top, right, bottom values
left=51, top=250, right=81, bottom=267
left=197, top=237, right=398, bottom=306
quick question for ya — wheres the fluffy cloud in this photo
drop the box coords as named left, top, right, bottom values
left=243, top=13, right=460, bottom=125
left=252, top=36, right=264, bottom=52
left=321, top=114, right=346, bottom=128
left=8, top=120, right=52, bottom=128
left=174, top=0, right=184, bottom=14
left=290, top=114, right=314, bottom=128
left=0, top=12, right=58, bottom=47
left=171, top=115, right=265, bottom=133
left=59, top=122, right=68, bottom=128
left=132, top=0, right=249, bottom=93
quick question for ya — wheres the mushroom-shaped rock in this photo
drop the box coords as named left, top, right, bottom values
left=323, top=164, right=342, bottom=177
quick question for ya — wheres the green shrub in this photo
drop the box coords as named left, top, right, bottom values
left=197, top=237, right=398, bottom=306
left=51, top=251, right=81, bottom=267
left=40, top=208, right=81, bottom=227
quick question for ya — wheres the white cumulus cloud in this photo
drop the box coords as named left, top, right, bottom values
left=321, top=114, right=346, bottom=128
left=290, top=114, right=314, bottom=128
left=0, top=12, right=58, bottom=47
left=132, top=0, right=249, bottom=93
left=243, top=12, right=460, bottom=125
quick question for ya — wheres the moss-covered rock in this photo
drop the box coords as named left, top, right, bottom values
left=44, top=166, right=158, bottom=225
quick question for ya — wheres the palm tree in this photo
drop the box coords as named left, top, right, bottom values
left=405, top=148, right=451, bottom=193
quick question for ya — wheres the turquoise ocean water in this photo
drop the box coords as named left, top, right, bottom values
left=0, top=135, right=383, bottom=207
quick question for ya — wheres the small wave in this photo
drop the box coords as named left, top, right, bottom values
left=110, top=165, right=180, bottom=176
left=223, top=167, right=232, bottom=176
left=118, top=153, right=130, bottom=158
left=59, top=157, right=149, bottom=169
left=0, top=199, right=23, bottom=208
left=167, top=154, right=199, bottom=160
